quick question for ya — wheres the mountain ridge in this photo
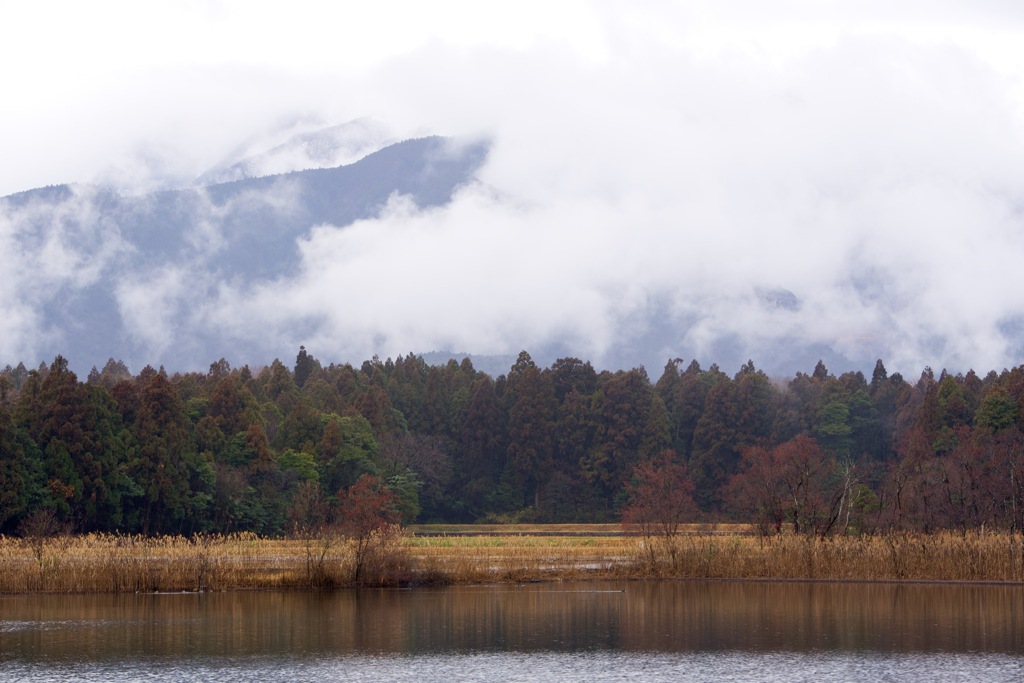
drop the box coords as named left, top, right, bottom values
left=1, top=136, right=490, bottom=372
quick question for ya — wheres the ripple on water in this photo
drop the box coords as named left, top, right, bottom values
left=4, top=651, right=1024, bottom=683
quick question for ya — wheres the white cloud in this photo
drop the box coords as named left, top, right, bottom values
left=4, top=3, right=1024, bottom=375
left=0, top=186, right=131, bottom=362
left=114, top=266, right=191, bottom=357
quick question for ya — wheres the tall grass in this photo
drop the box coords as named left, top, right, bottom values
left=0, top=533, right=336, bottom=593
left=0, top=529, right=1021, bottom=593
left=624, top=530, right=1024, bottom=582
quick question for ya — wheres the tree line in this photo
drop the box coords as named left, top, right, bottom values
left=1, top=348, right=1023, bottom=536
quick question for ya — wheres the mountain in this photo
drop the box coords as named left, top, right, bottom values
left=195, top=118, right=398, bottom=186
left=1, top=136, right=489, bottom=372
left=1, top=131, right=886, bottom=380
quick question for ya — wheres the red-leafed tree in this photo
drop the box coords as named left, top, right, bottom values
left=337, top=474, right=401, bottom=583
left=727, top=435, right=843, bottom=536
left=622, top=450, right=698, bottom=568
left=622, top=450, right=698, bottom=538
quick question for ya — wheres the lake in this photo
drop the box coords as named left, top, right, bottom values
left=1, top=581, right=1022, bottom=681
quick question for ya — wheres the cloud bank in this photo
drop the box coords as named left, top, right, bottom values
left=3, top=3, right=1024, bottom=376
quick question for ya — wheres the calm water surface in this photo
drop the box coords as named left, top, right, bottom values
left=1, top=581, right=1022, bottom=681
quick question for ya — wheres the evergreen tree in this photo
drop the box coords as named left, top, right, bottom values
left=294, top=346, right=317, bottom=388
left=130, top=371, right=206, bottom=534
left=453, top=377, right=508, bottom=520
left=504, top=352, right=557, bottom=511
left=0, top=399, right=29, bottom=530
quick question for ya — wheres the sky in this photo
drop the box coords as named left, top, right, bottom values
left=4, top=1, right=1024, bottom=377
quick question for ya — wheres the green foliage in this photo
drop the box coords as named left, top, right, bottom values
left=504, top=352, right=557, bottom=509
left=816, top=400, right=853, bottom=454
left=976, top=389, right=1018, bottom=432
left=317, top=414, right=379, bottom=494
left=452, top=377, right=508, bottom=521
left=0, top=405, right=29, bottom=529
left=279, top=449, right=320, bottom=483
left=294, top=346, right=318, bottom=388
left=385, top=470, right=422, bottom=523
left=689, top=362, right=775, bottom=511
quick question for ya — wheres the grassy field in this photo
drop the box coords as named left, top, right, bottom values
left=1, top=526, right=1022, bottom=592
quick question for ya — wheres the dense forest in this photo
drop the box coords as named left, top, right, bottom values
left=1, top=348, right=1023, bottom=536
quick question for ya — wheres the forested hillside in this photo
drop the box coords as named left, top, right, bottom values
left=2, top=350, right=1022, bottom=535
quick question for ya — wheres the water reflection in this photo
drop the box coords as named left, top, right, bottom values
left=1, top=581, right=1021, bottom=666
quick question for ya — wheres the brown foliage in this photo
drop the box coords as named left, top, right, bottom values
left=338, top=474, right=401, bottom=583
left=622, top=450, right=699, bottom=570
left=622, top=450, right=697, bottom=539
left=726, top=435, right=844, bottom=536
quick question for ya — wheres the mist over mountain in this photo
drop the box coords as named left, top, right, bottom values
left=1, top=136, right=490, bottom=373
left=6, top=6, right=1024, bottom=382
left=5, top=108, right=1024, bottom=381
left=195, top=118, right=398, bottom=186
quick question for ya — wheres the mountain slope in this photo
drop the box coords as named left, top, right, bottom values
left=1, top=136, right=489, bottom=371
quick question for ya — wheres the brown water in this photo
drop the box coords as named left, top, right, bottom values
left=1, top=581, right=1022, bottom=681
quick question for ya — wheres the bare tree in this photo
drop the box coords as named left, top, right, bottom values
left=287, top=481, right=337, bottom=587
left=727, top=436, right=844, bottom=537
left=622, top=451, right=698, bottom=568
left=338, top=474, right=401, bottom=583
left=18, top=508, right=71, bottom=589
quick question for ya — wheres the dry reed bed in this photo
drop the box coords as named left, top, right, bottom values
left=0, top=533, right=353, bottom=593
left=627, top=531, right=1024, bottom=582
left=1, top=530, right=1022, bottom=592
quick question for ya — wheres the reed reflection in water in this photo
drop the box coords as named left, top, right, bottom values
left=1, top=581, right=1022, bottom=680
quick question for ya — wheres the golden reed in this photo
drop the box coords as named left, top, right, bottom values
left=0, top=529, right=1021, bottom=592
